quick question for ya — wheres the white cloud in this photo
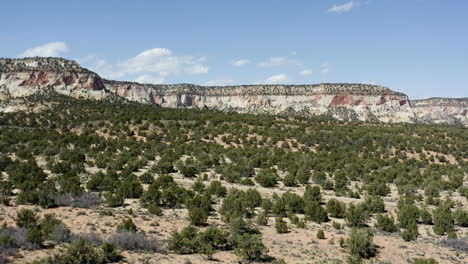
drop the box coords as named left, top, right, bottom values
left=80, top=48, right=209, bottom=84
left=327, top=1, right=355, bottom=14
left=258, top=56, right=300, bottom=67
left=18, top=41, right=68, bottom=58
left=320, top=62, right=330, bottom=74
left=299, top=69, right=313, bottom=76
left=203, top=79, right=235, bottom=86
left=261, top=74, right=289, bottom=84
left=186, top=64, right=209, bottom=74
left=231, top=59, right=250, bottom=67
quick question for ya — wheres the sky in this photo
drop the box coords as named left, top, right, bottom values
left=1, top=0, right=467, bottom=99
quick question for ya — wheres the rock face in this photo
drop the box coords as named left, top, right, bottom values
left=412, top=98, right=468, bottom=125
left=0, top=57, right=107, bottom=100
left=1, top=57, right=467, bottom=125
left=104, top=80, right=414, bottom=123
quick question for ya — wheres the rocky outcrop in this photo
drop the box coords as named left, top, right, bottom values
left=0, top=57, right=466, bottom=125
left=104, top=80, right=414, bottom=123
left=412, top=98, right=468, bottom=125
left=0, top=57, right=107, bottom=100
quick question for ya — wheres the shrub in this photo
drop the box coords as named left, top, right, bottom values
left=109, top=232, right=160, bottom=251
left=362, top=195, right=385, bottom=214
left=206, top=180, right=227, bottom=197
left=332, top=221, right=342, bottom=230
left=116, top=218, right=138, bottom=233
left=31, top=238, right=98, bottom=264
left=27, top=227, right=44, bottom=246
left=433, top=204, right=454, bottom=235
left=283, top=173, right=297, bottom=187
left=326, top=198, right=346, bottom=218
left=139, top=172, right=155, bottom=184
left=453, top=208, right=468, bottom=227
left=345, top=203, right=368, bottom=227
left=275, top=218, right=288, bottom=234
left=117, top=180, right=143, bottom=199
left=103, top=192, right=124, bottom=207
left=234, top=234, right=269, bottom=262
left=402, top=221, right=419, bottom=242
left=316, top=229, right=325, bottom=239
left=397, top=197, right=420, bottom=228
left=255, top=168, right=278, bottom=187
left=167, top=226, right=198, bottom=254
left=419, top=208, right=433, bottom=225
left=256, top=212, right=268, bottom=226
left=346, top=228, right=376, bottom=259
left=413, top=258, right=438, bottom=264
left=147, top=203, right=163, bottom=216
left=101, top=242, right=122, bottom=262
left=187, top=195, right=212, bottom=226
left=56, top=192, right=101, bottom=208
left=15, top=209, right=38, bottom=229
left=397, top=204, right=420, bottom=228
left=440, top=238, right=468, bottom=252
left=304, top=201, right=328, bottom=223
left=375, top=214, right=397, bottom=233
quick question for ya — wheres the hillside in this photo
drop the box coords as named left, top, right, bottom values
left=0, top=94, right=467, bottom=264
left=0, top=57, right=467, bottom=125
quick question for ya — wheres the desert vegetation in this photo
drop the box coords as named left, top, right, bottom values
left=0, top=93, right=466, bottom=263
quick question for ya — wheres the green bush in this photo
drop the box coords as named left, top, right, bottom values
left=346, top=228, right=376, bottom=259
left=101, top=242, right=121, bottom=263
left=275, top=218, right=288, bottom=234
left=103, top=192, right=124, bottom=207
left=345, top=203, right=368, bottom=227
left=375, top=214, right=397, bottom=233
left=419, top=208, right=433, bottom=225
left=234, top=233, right=269, bottom=262
left=402, top=221, right=419, bottom=241
left=15, top=209, right=39, bottom=229
left=316, top=229, right=325, bottom=239
left=432, top=204, right=454, bottom=235
left=206, top=180, right=227, bottom=197
left=255, top=168, right=278, bottom=187
left=397, top=203, right=420, bottom=228
left=326, top=198, right=346, bottom=218
left=147, top=203, right=163, bottom=216
left=453, top=208, right=468, bottom=227
left=187, top=194, right=212, bottom=226
left=116, top=218, right=138, bottom=233
left=256, top=212, right=268, bottom=226
left=304, top=201, right=328, bottom=223
left=362, top=195, right=385, bottom=214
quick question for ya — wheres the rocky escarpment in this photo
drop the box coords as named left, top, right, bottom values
left=412, top=98, right=468, bottom=125
left=0, top=57, right=467, bottom=125
left=104, top=80, right=414, bottom=123
left=0, top=57, right=107, bottom=100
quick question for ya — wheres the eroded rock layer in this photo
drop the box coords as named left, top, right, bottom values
left=0, top=57, right=466, bottom=125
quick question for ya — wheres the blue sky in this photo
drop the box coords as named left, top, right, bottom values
left=2, top=0, right=467, bottom=99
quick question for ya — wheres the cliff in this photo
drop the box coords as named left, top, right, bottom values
left=0, top=57, right=107, bottom=100
left=0, top=57, right=466, bottom=125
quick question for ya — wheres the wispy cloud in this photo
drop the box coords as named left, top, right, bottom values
left=299, top=69, right=313, bottom=76
left=80, top=48, right=209, bottom=84
left=258, top=55, right=300, bottom=67
left=261, top=73, right=289, bottom=84
left=203, top=79, right=235, bottom=86
left=327, top=1, right=355, bottom=14
left=320, top=62, right=330, bottom=74
left=231, top=59, right=250, bottom=67
left=18, top=42, right=68, bottom=58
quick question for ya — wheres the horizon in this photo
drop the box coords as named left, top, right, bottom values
left=2, top=1, right=467, bottom=99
